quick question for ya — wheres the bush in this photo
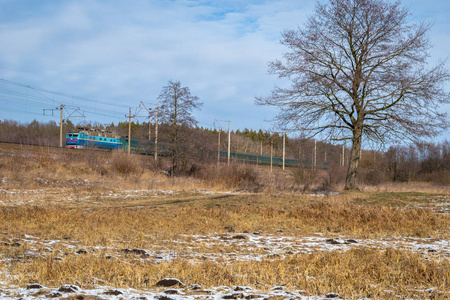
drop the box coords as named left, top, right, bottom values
left=292, top=166, right=318, bottom=191
left=220, top=164, right=259, bottom=190
left=110, top=152, right=143, bottom=176
left=187, top=162, right=261, bottom=191
left=359, top=167, right=387, bottom=185
left=325, top=162, right=347, bottom=186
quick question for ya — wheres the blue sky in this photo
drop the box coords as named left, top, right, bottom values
left=1, top=0, right=449, bottom=142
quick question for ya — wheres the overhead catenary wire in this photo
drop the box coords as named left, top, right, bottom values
left=0, top=78, right=130, bottom=109
left=0, top=78, right=140, bottom=123
left=0, top=97, right=125, bottom=121
left=0, top=88, right=129, bottom=119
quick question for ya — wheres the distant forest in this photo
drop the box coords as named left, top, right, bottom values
left=0, top=119, right=449, bottom=185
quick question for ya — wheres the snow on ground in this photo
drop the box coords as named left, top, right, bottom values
left=2, top=233, right=448, bottom=265
left=1, top=186, right=449, bottom=213
left=0, top=283, right=346, bottom=300
left=1, top=232, right=448, bottom=299
left=0, top=187, right=448, bottom=299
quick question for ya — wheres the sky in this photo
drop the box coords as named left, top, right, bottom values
left=0, top=0, right=449, bottom=142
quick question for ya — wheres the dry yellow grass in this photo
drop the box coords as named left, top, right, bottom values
left=1, top=192, right=448, bottom=241
left=1, top=142, right=449, bottom=299
left=3, top=245, right=449, bottom=299
left=361, top=181, right=450, bottom=194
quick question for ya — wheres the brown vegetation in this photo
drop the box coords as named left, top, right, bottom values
left=3, top=245, right=448, bottom=299
left=0, top=142, right=449, bottom=299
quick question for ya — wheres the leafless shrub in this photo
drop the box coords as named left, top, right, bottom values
left=110, top=152, right=143, bottom=176
left=292, top=166, right=318, bottom=191
left=223, top=164, right=260, bottom=190
left=188, top=162, right=260, bottom=191
left=325, top=162, right=346, bottom=185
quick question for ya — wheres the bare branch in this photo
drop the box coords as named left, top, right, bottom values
left=256, top=0, right=450, bottom=190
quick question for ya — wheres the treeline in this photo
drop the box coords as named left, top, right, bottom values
left=1, top=119, right=449, bottom=185
left=0, top=119, right=344, bottom=164
left=0, top=119, right=63, bottom=146
left=384, top=143, right=450, bottom=184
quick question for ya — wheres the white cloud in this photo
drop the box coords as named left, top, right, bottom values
left=0, top=0, right=449, bottom=139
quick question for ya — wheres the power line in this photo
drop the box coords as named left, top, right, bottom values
left=0, top=107, right=57, bottom=118
left=0, top=78, right=130, bottom=109
left=0, top=87, right=130, bottom=117
left=0, top=97, right=125, bottom=121
left=0, top=78, right=140, bottom=122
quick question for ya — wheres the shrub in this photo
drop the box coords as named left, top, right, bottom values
left=187, top=162, right=261, bottom=191
left=292, top=166, right=318, bottom=191
left=109, top=152, right=143, bottom=176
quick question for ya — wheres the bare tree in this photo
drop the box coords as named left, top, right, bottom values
left=256, top=0, right=449, bottom=190
left=158, top=80, right=203, bottom=174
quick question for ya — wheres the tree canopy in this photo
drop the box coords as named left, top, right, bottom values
left=157, top=80, right=202, bottom=174
left=158, top=80, right=203, bottom=127
left=256, top=0, right=449, bottom=190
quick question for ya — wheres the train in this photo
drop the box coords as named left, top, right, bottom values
left=219, top=150, right=320, bottom=168
left=66, top=129, right=328, bottom=169
left=66, top=128, right=165, bottom=155
left=66, top=129, right=122, bottom=150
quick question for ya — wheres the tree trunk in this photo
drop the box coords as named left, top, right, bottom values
left=344, top=124, right=363, bottom=190
left=172, top=127, right=178, bottom=175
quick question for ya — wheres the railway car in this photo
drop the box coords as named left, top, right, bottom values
left=120, top=137, right=154, bottom=154
left=218, top=150, right=328, bottom=169
left=120, top=137, right=169, bottom=156
left=66, top=129, right=122, bottom=150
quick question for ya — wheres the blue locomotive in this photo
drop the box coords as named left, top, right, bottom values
left=66, top=129, right=161, bottom=154
left=66, top=129, right=122, bottom=150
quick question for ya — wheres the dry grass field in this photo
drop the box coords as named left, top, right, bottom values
left=0, top=143, right=449, bottom=299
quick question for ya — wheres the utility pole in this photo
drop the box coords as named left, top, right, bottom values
left=282, top=132, right=286, bottom=170
left=125, top=108, right=138, bottom=155
left=228, top=121, right=231, bottom=166
left=140, top=101, right=159, bottom=160
left=154, top=103, right=158, bottom=161
left=215, top=119, right=231, bottom=165
left=217, top=129, right=221, bottom=165
left=270, top=139, right=273, bottom=172
left=43, top=105, right=84, bottom=148
left=59, top=104, right=63, bottom=148
left=128, top=108, right=131, bottom=154
left=260, top=140, right=263, bottom=155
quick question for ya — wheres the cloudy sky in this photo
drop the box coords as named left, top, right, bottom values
left=1, top=0, right=449, bottom=141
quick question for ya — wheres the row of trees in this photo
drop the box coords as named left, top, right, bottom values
left=384, top=142, right=450, bottom=183
left=0, top=119, right=63, bottom=146
left=2, top=116, right=450, bottom=184
left=3, top=117, right=450, bottom=180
